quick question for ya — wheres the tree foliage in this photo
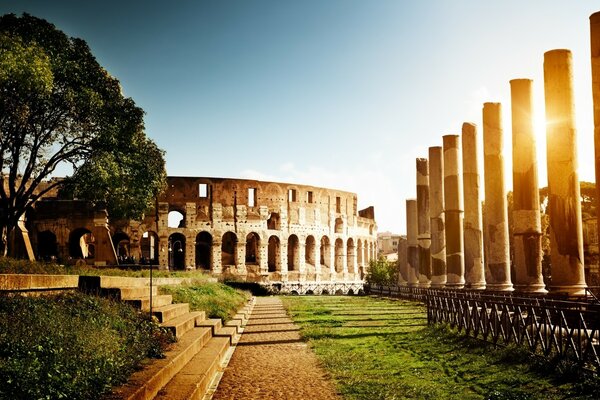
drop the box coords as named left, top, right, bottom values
left=0, top=13, right=166, bottom=253
left=365, top=258, right=398, bottom=286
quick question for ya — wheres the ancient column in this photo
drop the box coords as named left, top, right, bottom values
left=591, top=12, right=600, bottom=267
left=416, top=158, right=432, bottom=287
left=483, top=102, right=513, bottom=291
left=397, top=236, right=408, bottom=285
left=544, top=49, right=586, bottom=295
left=442, top=135, right=465, bottom=288
left=406, top=199, right=420, bottom=287
left=510, top=79, right=547, bottom=293
left=462, top=123, right=486, bottom=289
left=429, top=146, right=446, bottom=288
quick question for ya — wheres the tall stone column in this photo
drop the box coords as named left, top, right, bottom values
left=443, top=135, right=465, bottom=288
left=462, top=123, right=486, bottom=289
left=591, top=12, right=600, bottom=266
left=416, top=158, right=432, bottom=287
left=510, top=79, right=547, bottom=293
left=544, top=49, right=587, bottom=295
left=397, top=236, right=408, bottom=285
left=483, top=103, right=513, bottom=291
left=428, top=146, right=446, bottom=287
left=406, top=199, right=420, bottom=287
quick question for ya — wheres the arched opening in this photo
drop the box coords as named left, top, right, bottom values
left=37, top=230, right=58, bottom=261
left=168, top=210, right=185, bottom=228
left=268, top=235, right=280, bottom=272
left=347, top=238, right=355, bottom=273
left=348, top=289, right=354, bottom=295
left=335, top=217, right=344, bottom=234
left=335, top=238, right=344, bottom=273
left=112, top=231, right=130, bottom=262
left=141, top=231, right=159, bottom=264
left=305, top=235, right=316, bottom=266
left=168, top=233, right=186, bottom=270
left=245, top=232, right=260, bottom=264
left=195, top=231, right=212, bottom=269
left=267, top=213, right=280, bottom=230
left=287, top=234, right=299, bottom=271
left=69, top=228, right=94, bottom=259
left=320, top=236, right=331, bottom=267
left=357, top=239, right=363, bottom=266
left=221, top=232, right=237, bottom=267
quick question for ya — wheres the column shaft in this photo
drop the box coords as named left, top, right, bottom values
left=397, top=236, right=408, bottom=285
left=483, top=102, right=513, bottom=291
left=591, top=13, right=600, bottom=272
left=416, top=158, right=432, bottom=287
left=443, top=135, right=465, bottom=288
left=429, top=146, right=446, bottom=287
left=544, top=49, right=586, bottom=295
left=406, top=199, right=419, bottom=287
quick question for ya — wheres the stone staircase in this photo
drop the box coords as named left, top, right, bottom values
left=79, top=276, right=254, bottom=400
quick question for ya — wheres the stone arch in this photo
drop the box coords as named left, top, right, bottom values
left=347, top=238, right=355, bottom=272
left=335, top=217, right=344, bottom=234
left=221, top=232, right=237, bottom=267
left=320, top=236, right=331, bottom=267
left=141, top=231, right=159, bottom=263
left=305, top=235, right=316, bottom=266
left=69, top=228, right=94, bottom=259
left=268, top=235, right=281, bottom=272
left=37, top=230, right=58, bottom=261
left=168, top=233, right=186, bottom=270
left=112, top=231, right=130, bottom=259
left=245, top=232, right=260, bottom=264
left=267, top=213, right=281, bottom=230
left=335, top=238, right=344, bottom=273
left=168, top=209, right=185, bottom=228
left=287, top=234, right=299, bottom=271
left=195, top=231, right=212, bottom=269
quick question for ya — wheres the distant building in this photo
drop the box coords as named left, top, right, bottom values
left=377, top=231, right=401, bottom=258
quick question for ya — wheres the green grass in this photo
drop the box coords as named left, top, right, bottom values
left=282, top=295, right=600, bottom=400
left=0, top=292, right=173, bottom=400
left=160, top=282, right=250, bottom=321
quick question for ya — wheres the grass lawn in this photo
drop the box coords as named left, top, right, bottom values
left=282, top=295, right=599, bottom=400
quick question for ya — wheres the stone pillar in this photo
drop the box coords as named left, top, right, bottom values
left=591, top=12, right=600, bottom=269
left=259, top=242, right=269, bottom=275
left=510, top=79, right=547, bottom=293
left=416, top=158, right=432, bottom=287
left=397, top=236, right=408, bottom=285
left=462, top=123, right=486, bottom=289
left=406, top=199, right=419, bottom=287
left=544, top=49, right=587, bottom=295
left=443, top=135, right=465, bottom=288
left=482, top=103, right=513, bottom=291
left=314, top=243, right=321, bottom=281
left=211, top=240, right=222, bottom=274
left=186, top=238, right=195, bottom=270
left=428, top=146, right=446, bottom=288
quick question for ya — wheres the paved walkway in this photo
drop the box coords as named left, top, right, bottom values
left=211, top=297, right=341, bottom=400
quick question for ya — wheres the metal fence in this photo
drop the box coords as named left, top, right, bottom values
left=368, top=285, right=600, bottom=372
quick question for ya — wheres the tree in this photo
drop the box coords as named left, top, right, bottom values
left=0, top=13, right=166, bottom=256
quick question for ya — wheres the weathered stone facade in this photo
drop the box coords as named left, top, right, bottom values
left=29, top=177, right=377, bottom=286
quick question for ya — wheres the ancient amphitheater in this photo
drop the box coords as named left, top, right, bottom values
left=29, top=177, right=378, bottom=294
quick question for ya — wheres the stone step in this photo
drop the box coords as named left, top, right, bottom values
left=215, top=326, right=238, bottom=345
left=196, top=318, right=223, bottom=335
left=162, top=311, right=206, bottom=339
left=126, top=295, right=173, bottom=311
left=154, top=336, right=230, bottom=400
left=152, top=303, right=190, bottom=323
left=107, top=327, right=213, bottom=400
left=118, top=286, right=158, bottom=300
left=224, top=319, right=242, bottom=333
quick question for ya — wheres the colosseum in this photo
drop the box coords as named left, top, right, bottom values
left=28, top=177, right=378, bottom=294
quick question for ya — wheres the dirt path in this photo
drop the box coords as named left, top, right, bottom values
left=211, top=296, right=341, bottom=400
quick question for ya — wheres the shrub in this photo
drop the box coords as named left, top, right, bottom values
left=365, top=259, right=398, bottom=286
left=0, top=292, right=173, bottom=399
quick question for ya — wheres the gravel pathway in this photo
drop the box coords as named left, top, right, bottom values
left=211, top=296, right=341, bottom=400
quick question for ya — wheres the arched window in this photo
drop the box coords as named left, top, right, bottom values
left=168, top=210, right=185, bottom=228
left=245, top=232, right=260, bottom=264
left=287, top=235, right=299, bottom=271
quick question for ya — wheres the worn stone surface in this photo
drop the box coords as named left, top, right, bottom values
left=510, top=79, right=546, bottom=293
left=483, top=103, right=513, bottom=291
left=428, top=147, right=446, bottom=288
left=406, top=199, right=420, bottom=287
left=592, top=12, right=600, bottom=271
left=544, top=50, right=587, bottom=295
left=416, top=158, right=431, bottom=287
left=461, top=123, right=485, bottom=290
left=212, top=297, right=340, bottom=400
left=442, top=135, right=465, bottom=288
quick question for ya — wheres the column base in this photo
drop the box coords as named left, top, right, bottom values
left=465, top=282, right=486, bottom=290
left=486, top=283, right=514, bottom=291
left=445, top=283, right=465, bottom=289
left=549, top=283, right=587, bottom=296
left=514, top=283, right=547, bottom=294
left=430, top=275, right=447, bottom=288
left=417, top=281, right=431, bottom=288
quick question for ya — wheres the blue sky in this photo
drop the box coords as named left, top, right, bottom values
left=1, top=1, right=599, bottom=234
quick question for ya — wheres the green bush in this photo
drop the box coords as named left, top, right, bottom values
left=365, top=259, right=398, bottom=286
left=161, top=281, right=250, bottom=321
left=0, top=292, right=173, bottom=399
